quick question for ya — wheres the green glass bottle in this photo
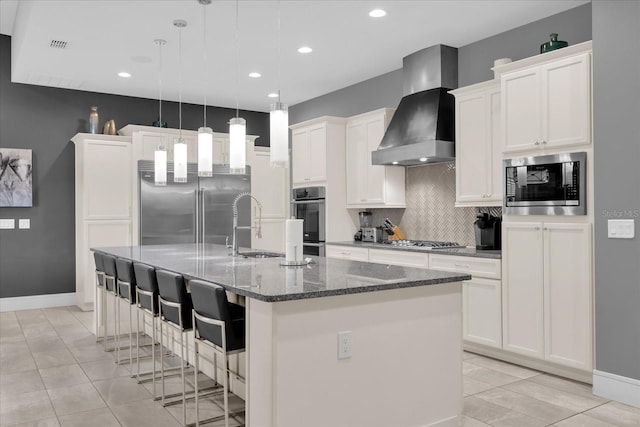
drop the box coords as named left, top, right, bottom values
left=540, top=33, right=568, bottom=54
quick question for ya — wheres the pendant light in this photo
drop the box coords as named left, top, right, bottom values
left=270, top=1, right=289, bottom=168
left=173, top=19, right=188, bottom=183
left=154, top=38, right=168, bottom=186
left=197, top=0, right=213, bottom=176
left=229, top=0, right=246, bottom=174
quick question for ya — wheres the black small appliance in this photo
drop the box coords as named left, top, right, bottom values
left=474, top=213, right=501, bottom=250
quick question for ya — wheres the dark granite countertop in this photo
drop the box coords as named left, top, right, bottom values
left=92, top=244, right=471, bottom=303
left=327, top=241, right=502, bottom=259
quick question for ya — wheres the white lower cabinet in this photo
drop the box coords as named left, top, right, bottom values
left=325, top=245, right=369, bottom=262
left=502, top=222, right=592, bottom=370
left=429, top=254, right=502, bottom=349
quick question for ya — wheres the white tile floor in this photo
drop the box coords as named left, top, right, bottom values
left=1, top=306, right=639, bottom=427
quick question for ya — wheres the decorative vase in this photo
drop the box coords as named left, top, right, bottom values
left=89, top=106, right=99, bottom=134
left=540, top=33, right=568, bottom=54
left=152, top=118, right=168, bottom=128
left=103, top=119, right=116, bottom=135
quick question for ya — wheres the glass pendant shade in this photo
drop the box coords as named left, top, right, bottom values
left=154, top=146, right=167, bottom=186
left=173, top=137, right=188, bottom=182
left=270, top=101, right=289, bottom=168
left=197, top=127, right=213, bottom=176
left=229, top=117, right=246, bottom=174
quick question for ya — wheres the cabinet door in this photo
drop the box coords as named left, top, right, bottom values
left=136, top=132, right=168, bottom=161
left=79, top=220, right=131, bottom=309
left=212, top=136, right=229, bottom=164
left=249, top=149, right=289, bottom=219
left=456, top=92, right=489, bottom=203
left=543, top=223, right=592, bottom=370
left=308, top=125, right=327, bottom=183
left=487, top=86, right=503, bottom=203
left=502, top=222, right=544, bottom=358
left=291, top=128, right=310, bottom=186
left=502, top=68, right=542, bottom=153
left=83, top=140, right=132, bottom=220
left=463, top=278, right=502, bottom=348
left=542, top=53, right=591, bottom=149
left=345, top=122, right=368, bottom=205
left=365, top=118, right=385, bottom=203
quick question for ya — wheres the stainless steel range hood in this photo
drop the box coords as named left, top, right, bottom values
left=372, top=45, right=458, bottom=166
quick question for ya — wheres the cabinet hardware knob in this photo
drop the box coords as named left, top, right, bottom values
left=543, top=227, right=548, bottom=231
left=535, top=227, right=541, bottom=230
left=534, top=141, right=540, bottom=145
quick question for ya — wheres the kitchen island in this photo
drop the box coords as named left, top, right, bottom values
left=93, top=243, right=471, bottom=427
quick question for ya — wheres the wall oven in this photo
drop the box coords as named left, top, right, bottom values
left=504, top=152, right=586, bottom=215
left=291, top=187, right=326, bottom=256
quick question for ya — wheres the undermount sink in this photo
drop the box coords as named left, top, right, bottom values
left=237, top=251, right=284, bottom=259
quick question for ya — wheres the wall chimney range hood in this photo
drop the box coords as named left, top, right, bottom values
left=372, top=45, right=458, bottom=166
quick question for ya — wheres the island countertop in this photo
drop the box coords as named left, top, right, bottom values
left=92, top=243, right=471, bottom=302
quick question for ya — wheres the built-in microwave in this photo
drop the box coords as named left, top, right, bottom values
left=503, top=152, right=586, bottom=215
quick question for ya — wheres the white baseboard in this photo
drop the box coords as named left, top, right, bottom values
left=0, top=293, right=76, bottom=312
left=593, top=369, right=640, bottom=408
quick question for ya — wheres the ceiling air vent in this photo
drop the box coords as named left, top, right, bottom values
left=49, top=40, right=68, bottom=49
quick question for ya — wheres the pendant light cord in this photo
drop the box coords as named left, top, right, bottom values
left=203, top=3, right=207, bottom=127
left=157, top=40, right=163, bottom=124
left=178, top=24, right=183, bottom=137
left=235, top=0, right=240, bottom=118
left=277, top=0, right=281, bottom=103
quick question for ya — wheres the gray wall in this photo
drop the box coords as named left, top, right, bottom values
left=592, top=1, right=640, bottom=382
left=0, top=34, right=269, bottom=298
left=458, top=3, right=593, bottom=86
left=290, top=3, right=592, bottom=124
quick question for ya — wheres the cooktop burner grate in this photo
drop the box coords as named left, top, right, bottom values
left=382, top=240, right=465, bottom=249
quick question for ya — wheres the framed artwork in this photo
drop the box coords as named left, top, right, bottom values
left=0, top=148, right=33, bottom=207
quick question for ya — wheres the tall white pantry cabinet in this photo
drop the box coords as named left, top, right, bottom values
left=73, top=134, right=133, bottom=310
left=494, top=41, right=595, bottom=378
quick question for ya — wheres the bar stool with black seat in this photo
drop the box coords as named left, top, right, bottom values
left=101, top=254, right=120, bottom=352
left=133, top=262, right=161, bottom=397
left=190, top=280, right=246, bottom=427
left=93, top=251, right=106, bottom=343
left=156, top=269, right=194, bottom=427
left=115, top=257, right=138, bottom=365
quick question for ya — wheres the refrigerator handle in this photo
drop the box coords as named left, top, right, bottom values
left=201, top=188, right=206, bottom=244
left=194, top=189, right=199, bottom=244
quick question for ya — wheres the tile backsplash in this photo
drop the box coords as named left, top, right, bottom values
left=369, top=163, right=501, bottom=247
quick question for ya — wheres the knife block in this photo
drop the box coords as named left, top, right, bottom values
left=387, top=226, right=406, bottom=240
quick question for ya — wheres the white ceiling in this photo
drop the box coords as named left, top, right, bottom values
left=2, top=0, right=588, bottom=112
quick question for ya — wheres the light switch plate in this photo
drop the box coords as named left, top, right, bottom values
left=19, top=219, right=30, bottom=229
left=607, top=219, right=635, bottom=239
left=0, top=219, right=15, bottom=229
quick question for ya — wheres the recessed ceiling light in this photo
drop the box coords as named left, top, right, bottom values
left=369, top=9, right=387, bottom=18
left=118, top=72, right=132, bottom=78
left=419, top=157, right=428, bottom=162
left=297, top=46, right=313, bottom=54
left=392, top=161, right=398, bottom=165
left=248, top=72, right=262, bottom=78
left=267, top=92, right=279, bottom=98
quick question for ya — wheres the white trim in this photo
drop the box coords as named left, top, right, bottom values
left=593, top=369, right=640, bottom=408
left=0, top=293, right=76, bottom=312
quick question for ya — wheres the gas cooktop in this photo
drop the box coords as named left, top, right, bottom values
left=382, top=240, right=465, bottom=250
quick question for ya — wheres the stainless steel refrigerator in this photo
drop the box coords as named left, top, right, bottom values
left=138, top=160, right=251, bottom=247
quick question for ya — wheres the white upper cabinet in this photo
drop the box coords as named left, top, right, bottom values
left=451, top=80, right=503, bottom=206
left=290, top=117, right=346, bottom=188
left=499, top=43, right=592, bottom=154
left=345, top=109, right=405, bottom=208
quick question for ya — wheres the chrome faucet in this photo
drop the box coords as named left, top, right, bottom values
left=231, top=192, right=262, bottom=256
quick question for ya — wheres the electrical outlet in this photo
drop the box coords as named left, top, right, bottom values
left=338, top=330, right=352, bottom=360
